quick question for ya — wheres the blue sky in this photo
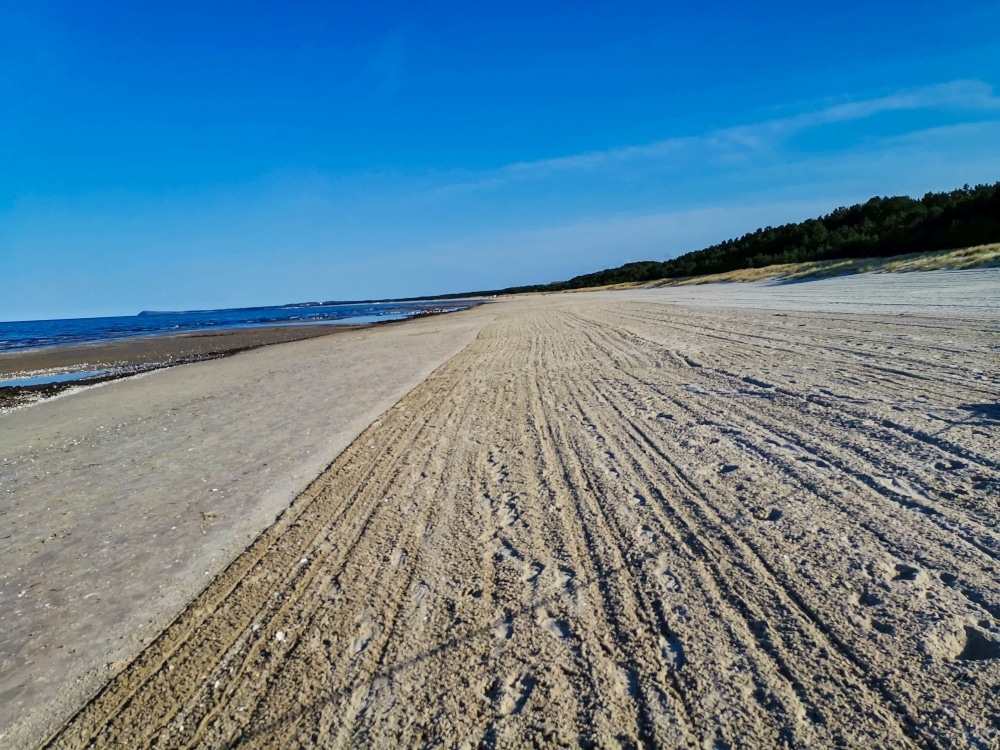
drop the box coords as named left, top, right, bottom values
left=2, top=1, right=999, bottom=320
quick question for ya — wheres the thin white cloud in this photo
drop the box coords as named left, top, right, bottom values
left=480, top=79, right=1000, bottom=183
left=769, top=79, right=1000, bottom=132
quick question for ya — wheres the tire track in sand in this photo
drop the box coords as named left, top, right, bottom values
left=45, top=292, right=1000, bottom=748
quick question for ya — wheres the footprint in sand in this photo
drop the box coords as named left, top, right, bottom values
left=751, top=507, right=782, bottom=522
left=521, top=561, right=544, bottom=585
left=490, top=672, right=538, bottom=715
left=660, top=634, right=686, bottom=669
left=498, top=493, right=520, bottom=527
left=636, top=524, right=656, bottom=545
left=892, top=563, right=921, bottom=582
left=350, top=615, right=376, bottom=656
left=554, top=566, right=576, bottom=595
left=493, top=615, right=513, bottom=641
left=411, top=582, right=432, bottom=606
left=868, top=559, right=925, bottom=584
left=389, top=547, right=408, bottom=569
left=614, top=665, right=639, bottom=699
left=872, top=619, right=896, bottom=635
left=536, top=608, right=572, bottom=640
left=486, top=448, right=509, bottom=483
left=653, top=554, right=682, bottom=593
left=854, top=586, right=884, bottom=607
left=956, top=627, right=1000, bottom=661
left=923, top=621, right=1000, bottom=661
left=872, top=474, right=933, bottom=505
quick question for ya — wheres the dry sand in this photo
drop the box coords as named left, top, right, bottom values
left=4, top=269, right=1000, bottom=748
left=0, top=309, right=494, bottom=747
left=640, top=266, right=1000, bottom=313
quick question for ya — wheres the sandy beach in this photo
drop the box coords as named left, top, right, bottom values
left=3, top=270, right=1000, bottom=748
left=0, top=309, right=495, bottom=746
left=0, top=323, right=391, bottom=411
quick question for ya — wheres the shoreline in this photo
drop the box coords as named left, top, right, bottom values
left=0, top=325, right=359, bottom=411
left=0, top=309, right=478, bottom=411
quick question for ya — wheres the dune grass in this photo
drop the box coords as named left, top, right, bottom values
left=534, top=243, right=1000, bottom=296
left=646, top=243, right=1000, bottom=287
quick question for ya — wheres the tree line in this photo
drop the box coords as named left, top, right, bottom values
left=450, top=181, right=999, bottom=296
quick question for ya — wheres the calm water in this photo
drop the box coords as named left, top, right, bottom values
left=1, top=370, right=111, bottom=388
left=0, top=299, right=477, bottom=354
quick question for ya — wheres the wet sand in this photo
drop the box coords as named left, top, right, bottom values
left=0, top=325, right=375, bottom=411
left=4, top=269, right=1000, bottom=748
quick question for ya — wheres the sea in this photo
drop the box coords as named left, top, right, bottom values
left=0, top=299, right=477, bottom=354
left=0, top=299, right=478, bottom=388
